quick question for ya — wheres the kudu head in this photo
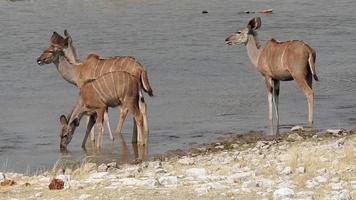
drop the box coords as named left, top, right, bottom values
left=37, top=30, right=78, bottom=65
left=59, top=115, right=79, bottom=151
left=225, top=17, right=261, bottom=46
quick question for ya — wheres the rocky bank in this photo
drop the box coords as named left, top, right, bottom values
left=0, top=128, right=355, bottom=200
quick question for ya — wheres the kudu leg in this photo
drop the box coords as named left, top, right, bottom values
left=294, top=75, right=314, bottom=127
left=132, top=119, right=137, bottom=144
left=104, top=111, right=114, bottom=141
left=139, top=96, right=149, bottom=144
left=86, top=116, right=95, bottom=142
left=272, top=80, right=280, bottom=135
left=95, top=109, right=106, bottom=149
left=133, top=111, right=145, bottom=146
left=115, top=107, right=129, bottom=139
left=82, top=115, right=96, bottom=149
left=264, top=77, right=274, bottom=134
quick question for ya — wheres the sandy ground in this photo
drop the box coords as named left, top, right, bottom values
left=0, top=128, right=355, bottom=200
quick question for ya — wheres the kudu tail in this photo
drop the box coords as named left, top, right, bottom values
left=308, top=51, right=319, bottom=81
left=140, top=71, right=154, bottom=97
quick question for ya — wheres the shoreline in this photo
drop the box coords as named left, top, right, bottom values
left=0, top=127, right=355, bottom=199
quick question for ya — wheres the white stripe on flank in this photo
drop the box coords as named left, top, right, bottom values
left=102, top=61, right=115, bottom=99
left=280, top=45, right=288, bottom=67
left=92, top=81, right=106, bottom=102
left=92, top=60, right=100, bottom=79
left=111, top=59, right=118, bottom=99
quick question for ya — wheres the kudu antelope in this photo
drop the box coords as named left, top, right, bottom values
left=225, top=17, right=319, bottom=134
left=37, top=31, right=153, bottom=150
left=59, top=70, right=148, bottom=151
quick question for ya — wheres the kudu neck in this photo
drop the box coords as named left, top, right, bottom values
left=54, top=56, right=80, bottom=86
left=246, top=34, right=261, bottom=67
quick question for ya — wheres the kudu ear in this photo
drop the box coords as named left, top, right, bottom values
left=71, top=118, right=80, bottom=127
left=247, top=17, right=262, bottom=30
left=63, top=37, right=69, bottom=48
left=50, top=32, right=60, bottom=42
left=60, top=115, right=68, bottom=125
left=64, top=30, right=72, bottom=44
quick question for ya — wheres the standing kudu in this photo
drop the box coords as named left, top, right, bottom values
left=225, top=17, right=319, bottom=134
left=37, top=31, right=153, bottom=150
left=59, top=70, right=148, bottom=151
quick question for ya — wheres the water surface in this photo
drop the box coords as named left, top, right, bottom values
left=0, top=0, right=355, bottom=172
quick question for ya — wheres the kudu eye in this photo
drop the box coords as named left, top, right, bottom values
left=236, top=31, right=241, bottom=34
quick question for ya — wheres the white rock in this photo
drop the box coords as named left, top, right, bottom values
left=148, top=161, right=162, bottom=169
left=317, top=168, right=327, bottom=174
left=242, top=180, right=257, bottom=188
left=296, top=167, right=306, bottom=174
left=194, top=185, right=211, bottom=196
left=287, top=133, right=303, bottom=142
left=296, top=191, right=315, bottom=200
left=305, top=180, right=319, bottom=189
left=88, top=172, right=109, bottom=180
left=118, top=178, right=159, bottom=187
left=331, top=177, right=341, bottom=183
left=228, top=171, right=254, bottom=182
left=320, top=156, right=329, bottom=162
left=158, top=176, right=178, bottom=187
left=314, top=176, right=328, bottom=183
left=351, top=181, right=356, bottom=189
left=78, top=194, right=91, bottom=200
left=278, top=180, right=296, bottom=189
left=107, top=162, right=117, bottom=168
left=178, top=157, right=195, bottom=165
left=334, top=138, right=345, bottom=148
left=330, top=182, right=344, bottom=190
left=207, top=182, right=228, bottom=189
left=281, top=167, right=293, bottom=175
left=257, top=178, right=275, bottom=188
left=256, top=141, right=270, bottom=149
left=273, top=187, right=295, bottom=200
left=34, top=192, right=42, bottom=197
left=326, top=190, right=352, bottom=200
left=185, top=168, right=207, bottom=178
left=69, top=180, right=84, bottom=189
left=326, top=129, right=343, bottom=136
left=291, top=125, right=304, bottom=131
left=155, top=168, right=167, bottom=174
left=97, top=163, right=107, bottom=172
left=0, top=172, right=5, bottom=181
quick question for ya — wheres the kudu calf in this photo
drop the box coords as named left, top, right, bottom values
left=37, top=31, right=153, bottom=150
left=225, top=17, right=319, bottom=134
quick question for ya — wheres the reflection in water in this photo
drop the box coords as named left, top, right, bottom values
left=56, top=131, right=148, bottom=170
left=0, top=0, right=355, bottom=172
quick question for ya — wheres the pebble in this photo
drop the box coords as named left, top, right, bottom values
left=78, top=194, right=91, bottom=200
left=0, top=172, right=5, bottom=181
left=34, top=192, right=42, bottom=197
left=305, top=179, right=319, bottom=189
left=158, top=176, right=178, bottom=187
left=296, top=166, right=306, bottom=174
left=273, top=187, right=295, bottom=200
left=330, top=182, right=344, bottom=190
left=280, top=166, right=293, bottom=175
left=334, top=138, right=345, bottom=148
left=185, top=168, right=207, bottom=178
left=314, top=176, right=328, bottom=184
left=178, top=157, right=195, bottom=165
left=291, top=125, right=304, bottom=131
left=287, top=133, right=303, bottom=142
